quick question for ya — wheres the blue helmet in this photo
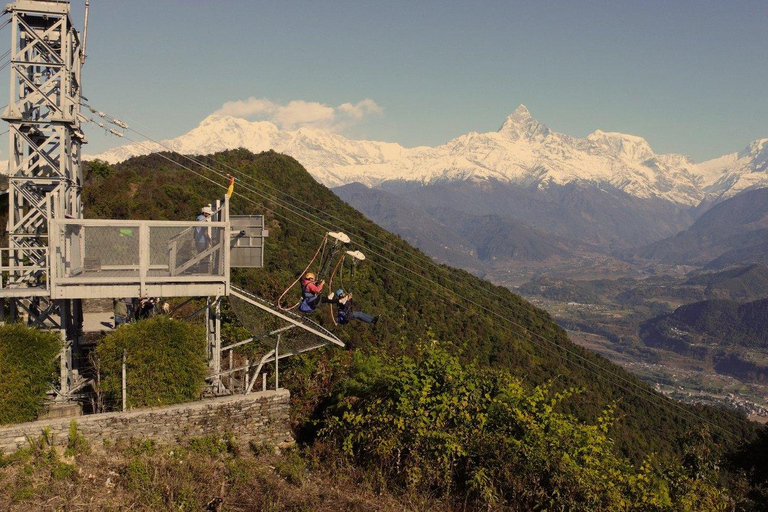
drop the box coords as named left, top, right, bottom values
left=335, top=289, right=345, bottom=297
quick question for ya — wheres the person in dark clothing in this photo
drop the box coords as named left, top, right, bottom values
left=131, top=298, right=141, bottom=321
left=137, top=297, right=158, bottom=319
left=331, top=289, right=379, bottom=325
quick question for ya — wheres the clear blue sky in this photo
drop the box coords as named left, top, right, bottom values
left=6, top=0, right=767, bottom=162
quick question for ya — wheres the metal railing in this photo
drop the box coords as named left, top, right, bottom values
left=48, top=218, right=230, bottom=299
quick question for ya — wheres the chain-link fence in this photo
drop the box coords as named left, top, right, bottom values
left=225, top=288, right=344, bottom=394
left=51, top=220, right=227, bottom=281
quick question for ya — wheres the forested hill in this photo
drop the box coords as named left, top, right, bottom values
left=642, top=297, right=768, bottom=350
left=82, top=150, right=755, bottom=460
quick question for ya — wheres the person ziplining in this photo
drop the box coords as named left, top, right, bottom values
left=279, top=231, right=372, bottom=320
left=298, top=271, right=328, bottom=313
left=324, top=248, right=367, bottom=325
left=328, top=288, right=379, bottom=325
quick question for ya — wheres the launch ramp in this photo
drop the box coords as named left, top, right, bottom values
left=229, top=286, right=343, bottom=349
left=225, top=286, right=344, bottom=394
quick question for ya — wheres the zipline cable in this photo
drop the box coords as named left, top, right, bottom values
left=106, top=121, right=750, bottom=439
left=80, top=106, right=523, bottom=333
left=81, top=102, right=414, bottom=262
left=115, top=133, right=748, bottom=442
left=83, top=113, right=751, bottom=440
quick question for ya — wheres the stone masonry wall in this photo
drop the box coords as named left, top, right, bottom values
left=0, top=390, right=292, bottom=454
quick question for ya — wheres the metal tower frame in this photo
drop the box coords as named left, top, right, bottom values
left=0, top=1, right=344, bottom=406
left=1, top=0, right=85, bottom=395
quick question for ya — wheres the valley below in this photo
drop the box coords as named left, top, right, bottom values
left=495, top=262, right=768, bottom=423
left=333, top=176, right=768, bottom=424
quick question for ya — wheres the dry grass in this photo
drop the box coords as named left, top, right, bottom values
left=0, top=434, right=450, bottom=511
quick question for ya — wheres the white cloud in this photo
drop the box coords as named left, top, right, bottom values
left=338, top=98, right=383, bottom=121
left=273, top=100, right=335, bottom=129
left=215, top=97, right=279, bottom=119
left=214, top=97, right=382, bottom=132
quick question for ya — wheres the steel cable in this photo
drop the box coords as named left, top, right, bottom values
left=79, top=111, right=752, bottom=440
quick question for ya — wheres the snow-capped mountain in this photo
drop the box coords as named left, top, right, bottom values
left=695, top=138, right=768, bottom=200
left=89, top=105, right=766, bottom=207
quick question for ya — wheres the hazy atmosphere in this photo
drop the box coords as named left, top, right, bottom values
left=10, top=0, right=765, bottom=161
left=3, top=1, right=768, bottom=509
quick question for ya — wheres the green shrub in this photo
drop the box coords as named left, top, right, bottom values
left=65, top=420, right=90, bottom=457
left=0, top=324, right=61, bottom=425
left=188, top=434, right=235, bottom=458
left=321, top=344, right=731, bottom=510
left=272, top=448, right=306, bottom=486
left=93, top=316, right=206, bottom=408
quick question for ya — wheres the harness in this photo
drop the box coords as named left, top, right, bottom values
left=299, top=279, right=321, bottom=313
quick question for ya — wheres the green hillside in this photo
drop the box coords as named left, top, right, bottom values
left=641, top=298, right=768, bottom=350
left=687, top=264, right=768, bottom=301
left=82, top=150, right=756, bottom=461
left=641, top=297, right=768, bottom=384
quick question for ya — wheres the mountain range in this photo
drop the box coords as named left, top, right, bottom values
left=89, top=106, right=768, bottom=274
left=91, top=105, right=768, bottom=208
left=625, top=187, right=768, bottom=269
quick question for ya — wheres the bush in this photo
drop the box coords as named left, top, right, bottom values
left=321, top=344, right=732, bottom=509
left=0, top=324, right=61, bottom=425
left=93, top=316, right=207, bottom=408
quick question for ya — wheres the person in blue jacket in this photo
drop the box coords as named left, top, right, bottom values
left=331, top=289, right=379, bottom=325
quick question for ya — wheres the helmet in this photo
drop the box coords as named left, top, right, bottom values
left=335, top=289, right=345, bottom=297
left=305, top=272, right=316, bottom=281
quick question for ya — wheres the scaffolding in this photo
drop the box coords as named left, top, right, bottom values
left=0, top=0, right=85, bottom=396
left=0, top=1, right=343, bottom=405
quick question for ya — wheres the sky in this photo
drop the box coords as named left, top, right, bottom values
left=3, top=0, right=767, bottom=162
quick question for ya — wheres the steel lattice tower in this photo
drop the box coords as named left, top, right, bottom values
left=1, top=0, right=84, bottom=394
left=0, top=2, right=321, bottom=402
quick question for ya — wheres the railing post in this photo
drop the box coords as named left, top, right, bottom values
left=223, top=196, right=230, bottom=294
left=122, top=349, right=127, bottom=411
left=139, top=223, right=149, bottom=297
left=275, top=333, right=280, bottom=390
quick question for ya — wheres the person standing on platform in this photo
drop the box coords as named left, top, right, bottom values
left=113, top=298, right=128, bottom=328
left=194, top=205, right=213, bottom=272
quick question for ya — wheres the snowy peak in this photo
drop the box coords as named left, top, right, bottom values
left=199, top=114, right=232, bottom=126
left=696, top=138, right=768, bottom=198
left=195, top=114, right=279, bottom=134
left=738, top=138, right=768, bottom=162
left=498, top=104, right=550, bottom=141
left=503, top=104, right=533, bottom=125
left=587, top=130, right=654, bottom=162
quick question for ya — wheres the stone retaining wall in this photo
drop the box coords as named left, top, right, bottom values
left=0, top=390, right=292, bottom=454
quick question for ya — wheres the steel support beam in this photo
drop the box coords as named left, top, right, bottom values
left=1, top=1, right=84, bottom=399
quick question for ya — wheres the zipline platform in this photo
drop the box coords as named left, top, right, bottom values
left=46, top=218, right=232, bottom=300
left=0, top=202, right=267, bottom=303
left=82, top=311, right=115, bottom=332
